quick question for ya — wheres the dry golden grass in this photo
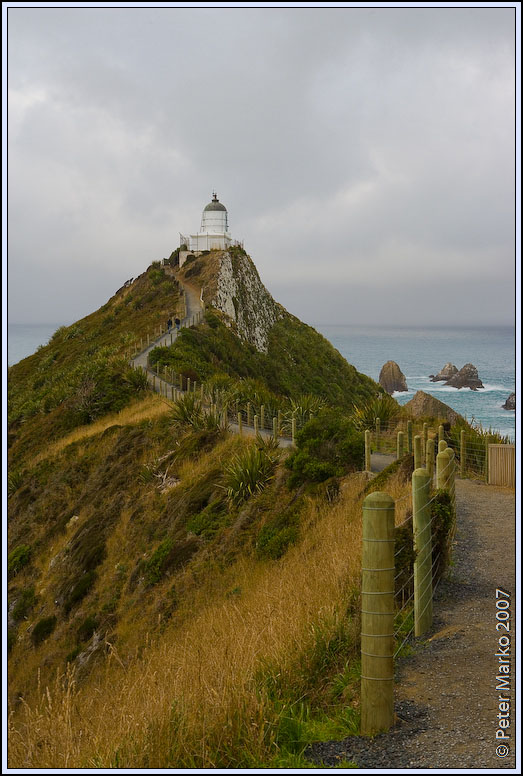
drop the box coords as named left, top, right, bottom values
left=8, top=477, right=367, bottom=769
left=32, top=395, right=172, bottom=464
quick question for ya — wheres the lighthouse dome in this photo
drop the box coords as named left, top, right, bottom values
left=201, top=192, right=229, bottom=233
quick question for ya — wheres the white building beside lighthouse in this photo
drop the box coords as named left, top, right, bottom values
left=179, top=193, right=243, bottom=266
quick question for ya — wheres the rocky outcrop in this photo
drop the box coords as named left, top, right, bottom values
left=378, top=361, right=408, bottom=394
left=502, top=393, right=515, bottom=411
left=445, top=363, right=484, bottom=391
left=207, top=250, right=282, bottom=353
left=403, top=390, right=464, bottom=425
left=430, top=363, right=458, bottom=382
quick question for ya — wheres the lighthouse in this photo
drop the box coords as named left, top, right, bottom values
left=179, top=193, right=242, bottom=265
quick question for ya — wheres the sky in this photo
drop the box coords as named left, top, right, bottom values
left=5, top=3, right=518, bottom=327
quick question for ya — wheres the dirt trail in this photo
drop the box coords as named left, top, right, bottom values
left=308, top=478, right=516, bottom=769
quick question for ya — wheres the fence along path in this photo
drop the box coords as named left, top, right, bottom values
left=129, top=282, right=295, bottom=448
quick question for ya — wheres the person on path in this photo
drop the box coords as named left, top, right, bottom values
left=167, top=318, right=172, bottom=333
left=175, top=317, right=181, bottom=331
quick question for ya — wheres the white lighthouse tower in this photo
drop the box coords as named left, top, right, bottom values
left=179, top=193, right=242, bottom=266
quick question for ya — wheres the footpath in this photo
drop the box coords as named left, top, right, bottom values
left=308, top=478, right=516, bottom=769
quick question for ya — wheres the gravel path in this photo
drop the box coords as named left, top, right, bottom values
left=307, top=478, right=516, bottom=769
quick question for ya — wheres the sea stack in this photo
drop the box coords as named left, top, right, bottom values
left=430, top=363, right=458, bottom=382
left=378, top=361, right=408, bottom=394
left=444, top=363, right=484, bottom=391
left=502, top=393, right=515, bottom=410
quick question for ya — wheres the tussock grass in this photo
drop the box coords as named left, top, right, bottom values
left=32, top=395, right=170, bottom=463
left=8, top=478, right=366, bottom=769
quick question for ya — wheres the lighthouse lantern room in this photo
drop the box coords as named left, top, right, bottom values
left=179, top=193, right=243, bottom=266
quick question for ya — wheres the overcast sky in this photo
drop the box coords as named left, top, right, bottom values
left=6, top=4, right=517, bottom=327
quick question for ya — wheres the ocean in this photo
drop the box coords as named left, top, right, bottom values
left=315, top=324, right=516, bottom=442
left=8, top=322, right=516, bottom=441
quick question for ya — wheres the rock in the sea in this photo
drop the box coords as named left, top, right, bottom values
left=502, top=393, right=515, bottom=410
left=403, top=391, right=463, bottom=425
left=430, top=363, right=458, bottom=382
left=444, top=363, right=484, bottom=391
left=379, top=361, right=408, bottom=394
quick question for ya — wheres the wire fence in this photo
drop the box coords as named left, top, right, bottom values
left=360, top=449, right=457, bottom=734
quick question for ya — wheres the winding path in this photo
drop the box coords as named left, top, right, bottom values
left=307, top=478, right=516, bottom=769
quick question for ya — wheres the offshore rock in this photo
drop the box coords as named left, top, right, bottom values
left=379, top=361, right=408, bottom=394
left=403, top=390, right=463, bottom=425
left=445, top=363, right=484, bottom=391
left=502, top=393, right=515, bottom=411
left=430, top=363, right=458, bottom=382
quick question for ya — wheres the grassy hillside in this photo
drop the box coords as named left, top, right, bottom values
left=8, top=264, right=182, bottom=465
left=149, top=308, right=378, bottom=408
left=8, top=252, right=396, bottom=768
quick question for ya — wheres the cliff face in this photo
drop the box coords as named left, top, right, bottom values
left=211, top=250, right=282, bottom=353
left=179, top=248, right=281, bottom=353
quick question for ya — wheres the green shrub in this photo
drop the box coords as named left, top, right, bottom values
left=144, top=538, right=174, bottom=585
left=66, top=645, right=83, bottom=663
left=31, top=616, right=57, bottom=646
left=12, top=587, right=37, bottom=620
left=8, top=545, right=31, bottom=579
left=76, top=615, right=99, bottom=643
left=256, top=509, right=300, bottom=560
left=186, top=500, right=229, bottom=540
left=431, top=489, right=454, bottom=580
left=286, top=411, right=364, bottom=487
left=8, top=630, right=17, bottom=654
left=143, top=536, right=201, bottom=585
left=64, top=571, right=97, bottom=613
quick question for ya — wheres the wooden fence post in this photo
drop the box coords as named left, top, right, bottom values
left=187, top=377, right=191, bottom=394
left=460, top=430, right=466, bottom=478
left=407, top=420, right=413, bottom=453
left=361, top=491, right=395, bottom=736
left=426, top=438, right=435, bottom=481
left=397, top=431, right=404, bottom=459
left=422, top=423, right=428, bottom=463
left=412, top=468, right=432, bottom=636
left=152, top=375, right=156, bottom=391
left=436, top=448, right=452, bottom=492
left=414, top=435, right=422, bottom=470
left=247, top=402, right=252, bottom=427
left=171, top=387, right=174, bottom=402
left=375, top=417, right=381, bottom=452
left=260, top=405, right=265, bottom=430
left=438, top=439, right=447, bottom=453
left=484, top=436, right=489, bottom=483
left=365, top=430, right=371, bottom=472
left=438, top=425, right=444, bottom=444
left=254, top=415, right=259, bottom=436
left=291, top=417, right=296, bottom=445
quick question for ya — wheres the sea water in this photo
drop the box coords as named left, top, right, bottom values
left=7, top=322, right=516, bottom=441
left=315, top=324, right=516, bottom=442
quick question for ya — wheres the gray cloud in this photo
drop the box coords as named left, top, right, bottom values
left=7, top=6, right=515, bottom=325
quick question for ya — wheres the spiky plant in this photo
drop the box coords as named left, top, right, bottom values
left=223, top=444, right=278, bottom=507
left=351, top=394, right=400, bottom=431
